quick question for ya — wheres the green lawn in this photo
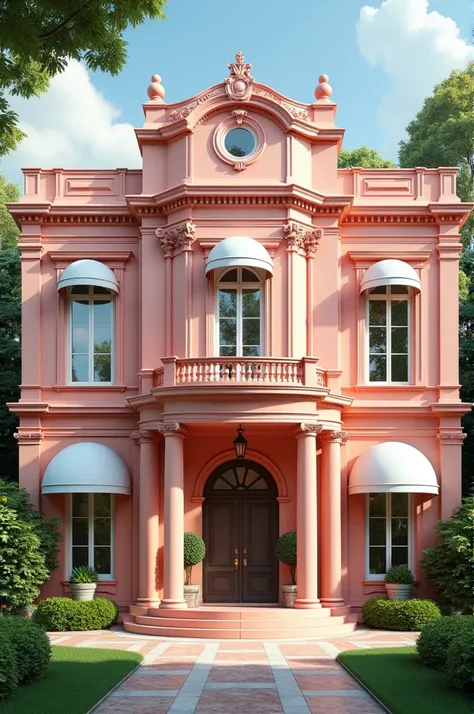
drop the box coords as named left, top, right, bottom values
left=338, top=647, right=470, bottom=714
left=0, top=645, right=142, bottom=714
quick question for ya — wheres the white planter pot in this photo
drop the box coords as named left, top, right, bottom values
left=183, top=585, right=200, bottom=608
left=70, top=583, right=97, bottom=601
left=280, top=584, right=297, bottom=608
left=385, top=583, right=413, bottom=601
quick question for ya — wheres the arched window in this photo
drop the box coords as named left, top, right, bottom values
left=216, top=268, right=263, bottom=357
left=68, top=285, right=114, bottom=384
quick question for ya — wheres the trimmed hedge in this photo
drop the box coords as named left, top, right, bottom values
left=362, top=597, right=441, bottom=631
left=35, top=597, right=119, bottom=631
left=446, top=623, right=474, bottom=690
left=416, top=615, right=474, bottom=670
left=0, top=615, right=51, bottom=700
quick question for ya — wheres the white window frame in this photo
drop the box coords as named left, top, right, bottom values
left=67, top=493, right=114, bottom=580
left=365, top=287, right=412, bottom=385
left=67, top=286, right=115, bottom=385
left=365, top=493, right=412, bottom=580
left=215, top=267, right=264, bottom=357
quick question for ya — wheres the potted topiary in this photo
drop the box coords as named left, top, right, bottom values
left=183, top=532, right=206, bottom=608
left=275, top=531, right=297, bottom=607
left=69, top=566, right=98, bottom=601
left=384, top=565, right=414, bottom=600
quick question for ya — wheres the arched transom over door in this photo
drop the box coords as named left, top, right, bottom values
left=203, top=460, right=279, bottom=603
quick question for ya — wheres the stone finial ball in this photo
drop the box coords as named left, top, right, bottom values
left=315, top=74, right=332, bottom=101
left=147, top=74, right=165, bottom=100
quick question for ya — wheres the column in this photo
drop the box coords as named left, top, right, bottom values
left=320, top=431, right=345, bottom=607
left=159, top=422, right=187, bottom=609
left=438, top=430, right=466, bottom=520
left=137, top=430, right=160, bottom=606
left=294, top=423, right=322, bottom=609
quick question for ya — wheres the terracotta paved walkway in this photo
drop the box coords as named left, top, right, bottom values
left=49, top=626, right=418, bottom=713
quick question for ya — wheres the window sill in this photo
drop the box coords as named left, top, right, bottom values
left=62, top=579, right=117, bottom=586
left=352, top=384, right=428, bottom=391
left=53, top=384, right=131, bottom=393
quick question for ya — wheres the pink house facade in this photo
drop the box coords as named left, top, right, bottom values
left=8, top=54, right=472, bottom=637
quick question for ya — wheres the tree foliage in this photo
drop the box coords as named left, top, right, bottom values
left=338, top=145, right=396, bottom=169
left=0, top=0, right=167, bottom=156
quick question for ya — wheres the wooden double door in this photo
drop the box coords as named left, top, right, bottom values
left=202, top=460, right=279, bottom=603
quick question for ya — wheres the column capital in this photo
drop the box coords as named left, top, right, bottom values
left=294, top=422, right=322, bottom=438
left=131, top=429, right=155, bottom=444
left=283, top=221, right=323, bottom=257
left=320, top=430, right=350, bottom=444
left=156, top=221, right=196, bottom=257
left=157, top=421, right=187, bottom=438
left=14, top=430, right=42, bottom=445
left=437, top=430, right=466, bottom=444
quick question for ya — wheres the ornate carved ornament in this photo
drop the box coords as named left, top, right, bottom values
left=168, top=89, right=224, bottom=121
left=225, top=51, right=255, bottom=101
left=157, top=422, right=186, bottom=436
left=156, top=221, right=196, bottom=257
left=14, top=431, right=42, bottom=443
left=437, top=431, right=467, bottom=442
left=252, top=86, right=311, bottom=121
left=297, top=423, right=323, bottom=435
left=283, top=222, right=323, bottom=257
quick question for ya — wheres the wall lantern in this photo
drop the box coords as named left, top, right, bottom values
left=233, top=425, right=248, bottom=459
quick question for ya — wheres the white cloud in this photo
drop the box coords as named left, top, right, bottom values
left=2, top=60, right=141, bottom=186
left=357, top=0, right=474, bottom=155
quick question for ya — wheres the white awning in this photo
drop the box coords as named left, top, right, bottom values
left=42, top=442, right=131, bottom=495
left=348, top=442, right=438, bottom=495
left=57, top=259, right=119, bottom=293
left=205, top=236, right=273, bottom=277
left=360, top=259, right=421, bottom=293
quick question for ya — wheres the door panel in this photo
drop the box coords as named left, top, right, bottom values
left=242, top=499, right=278, bottom=603
left=203, top=500, right=239, bottom=602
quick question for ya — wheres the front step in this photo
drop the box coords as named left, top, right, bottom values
left=123, top=619, right=357, bottom=639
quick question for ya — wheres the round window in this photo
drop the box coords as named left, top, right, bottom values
left=224, top=128, right=256, bottom=158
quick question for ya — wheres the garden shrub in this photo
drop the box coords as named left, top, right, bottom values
left=416, top=615, right=474, bottom=670
left=0, top=616, right=51, bottom=684
left=362, top=597, right=441, bottom=631
left=0, top=623, right=18, bottom=700
left=446, top=621, right=474, bottom=690
left=35, top=597, right=119, bottom=631
left=420, top=499, right=474, bottom=614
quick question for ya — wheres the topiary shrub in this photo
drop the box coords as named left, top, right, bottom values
left=446, top=621, right=474, bottom=690
left=416, top=615, right=474, bottom=670
left=35, top=597, right=118, bottom=631
left=0, top=622, right=18, bottom=700
left=275, top=532, right=296, bottom=585
left=362, top=597, right=441, bottom=631
left=183, top=532, right=206, bottom=585
left=420, top=499, right=474, bottom=614
left=0, top=616, right=51, bottom=684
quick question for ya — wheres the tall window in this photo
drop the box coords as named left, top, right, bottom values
left=69, top=286, right=114, bottom=384
left=367, top=286, right=410, bottom=383
left=366, top=493, right=411, bottom=578
left=217, top=268, right=263, bottom=356
left=70, top=493, right=113, bottom=578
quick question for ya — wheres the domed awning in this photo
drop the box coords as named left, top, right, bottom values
left=348, top=442, right=438, bottom=495
left=57, top=259, right=119, bottom=293
left=360, top=259, right=421, bottom=293
left=205, top=236, right=273, bottom=277
left=42, top=442, right=131, bottom=495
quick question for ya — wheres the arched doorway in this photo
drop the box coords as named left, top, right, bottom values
left=203, top=459, right=279, bottom=603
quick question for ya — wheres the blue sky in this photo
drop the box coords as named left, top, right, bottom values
left=2, top=0, right=473, bottom=186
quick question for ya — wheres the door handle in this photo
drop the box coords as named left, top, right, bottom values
left=243, top=558, right=247, bottom=567
left=244, top=547, right=248, bottom=567
left=234, top=557, right=239, bottom=570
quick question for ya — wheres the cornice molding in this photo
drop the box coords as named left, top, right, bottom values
left=48, top=250, right=132, bottom=267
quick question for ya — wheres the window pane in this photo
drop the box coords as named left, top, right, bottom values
left=218, top=290, right=236, bottom=317
left=220, top=269, right=237, bottom=282
left=94, top=353, right=111, bottom=382
left=391, top=493, right=408, bottom=517
left=369, top=355, right=386, bottom=381
left=220, top=345, right=236, bottom=357
left=94, top=518, right=111, bottom=546
left=391, top=327, right=408, bottom=354
left=94, top=494, right=111, bottom=518
left=72, top=518, right=89, bottom=546
left=369, top=286, right=387, bottom=294
left=213, top=477, right=233, bottom=490
left=369, top=518, right=386, bottom=545
left=72, top=326, right=89, bottom=354
left=93, top=286, right=111, bottom=295
left=242, top=345, right=260, bottom=357
left=242, top=269, right=258, bottom=282
left=369, top=327, right=386, bottom=354
left=392, top=517, right=409, bottom=545
left=94, top=301, right=112, bottom=326
left=391, top=547, right=409, bottom=567
left=219, top=318, right=236, bottom=346
left=369, top=301, right=386, bottom=326
left=391, top=354, right=408, bottom=382
left=94, top=547, right=111, bottom=574
left=71, top=286, right=89, bottom=295
left=94, top=325, right=111, bottom=353
left=72, top=354, right=89, bottom=382
left=242, top=289, right=260, bottom=318
left=391, top=285, right=409, bottom=294
left=369, top=494, right=386, bottom=517
left=72, top=300, right=89, bottom=326
left=72, top=547, right=89, bottom=569
left=369, top=547, right=386, bottom=574
left=72, top=493, right=89, bottom=518
left=243, top=319, right=260, bottom=345
left=391, top=300, right=408, bottom=325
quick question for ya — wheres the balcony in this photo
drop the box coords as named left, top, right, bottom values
left=153, top=356, right=327, bottom=391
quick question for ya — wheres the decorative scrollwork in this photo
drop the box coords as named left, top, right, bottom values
left=283, top=222, right=323, bottom=257
left=225, top=50, right=255, bottom=101
left=156, top=221, right=196, bottom=257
